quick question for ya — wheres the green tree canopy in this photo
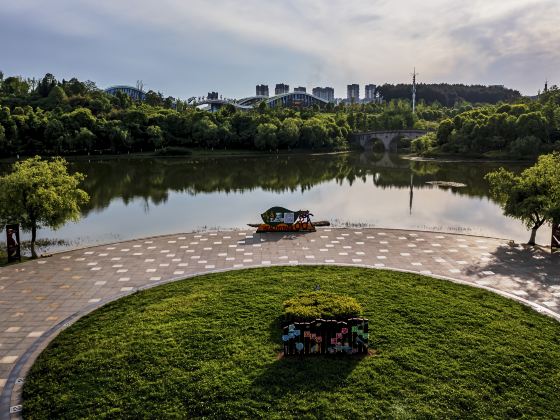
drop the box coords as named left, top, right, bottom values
left=0, top=156, right=89, bottom=257
left=485, top=152, right=560, bottom=245
left=47, top=85, right=68, bottom=107
left=254, top=123, right=278, bottom=150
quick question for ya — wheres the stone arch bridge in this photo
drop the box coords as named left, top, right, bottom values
left=353, top=129, right=427, bottom=151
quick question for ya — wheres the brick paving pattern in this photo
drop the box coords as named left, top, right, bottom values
left=1, top=228, right=559, bottom=418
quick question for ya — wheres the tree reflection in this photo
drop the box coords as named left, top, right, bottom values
left=69, top=154, right=527, bottom=215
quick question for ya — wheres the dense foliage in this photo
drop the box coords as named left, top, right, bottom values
left=485, top=153, right=560, bottom=244
left=0, top=156, right=89, bottom=257
left=282, top=291, right=363, bottom=321
left=378, top=83, right=521, bottom=106
left=434, top=88, right=560, bottom=157
left=0, top=72, right=354, bottom=156
left=1, top=71, right=558, bottom=158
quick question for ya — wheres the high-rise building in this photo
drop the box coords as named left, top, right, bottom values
left=275, top=83, right=290, bottom=95
left=294, top=86, right=306, bottom=93
left=207, top=91, right=219, bottom=100
left=312, top=87, right=335, bottom=102
left=364, top=84, right=376, bottom=101
left=347, top=84, right=359, bottom=102
left=256, top=84, right=269, bottom=97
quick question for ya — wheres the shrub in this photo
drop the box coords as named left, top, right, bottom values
left=411, top=132, right=436, bottom=154
left=509, top=135, right=541, bottom=158
left=283, top=291, right=363, bottom=322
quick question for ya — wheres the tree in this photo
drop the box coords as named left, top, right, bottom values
left=47, top=85, right=68, bottom=107
left=114, top=91, right=132, bottom=109
left=278, top=118, right=300, bottom=148
left=72, top=127, right=96, bottom=152
left=44, top=119, right=65, bottom=152
left=61, top=107, right=96, bottom=131
left=1, top=76, right=30, bottom=96
left=144, top=90, right=163, bottom=107
left=0, top=124, right=7, bottom=155
left=485, top=153, right=560, bottom=245
left=62, top=77, right=87, bottom=96
left=0, top=156, right=89, bottom=257
left=254, top=123, right=278, bottom=150
left=509, top=135, right=541, bottom=158
left=37, top=73, right=58, bottom=97
left=192, top=117, right=219, bottom=148
left=146, top=125, right=164, bottom=149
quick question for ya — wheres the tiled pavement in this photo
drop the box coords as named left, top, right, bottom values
left=1, top=228, right=559, bottom=418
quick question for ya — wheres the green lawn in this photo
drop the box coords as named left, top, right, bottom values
left=23, top=266, right=560, bottom=419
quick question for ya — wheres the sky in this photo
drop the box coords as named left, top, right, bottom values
left=1, top=0, right=559, bottom=98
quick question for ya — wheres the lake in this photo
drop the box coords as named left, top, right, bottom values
left=1, top=152, right=549, bottom=252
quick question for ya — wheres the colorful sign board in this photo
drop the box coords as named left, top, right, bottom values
left=282, top=318, right=369, bottom=356
left=257, top=207, right=315, bottom=233
left=6, top=224, right=21, bottom=263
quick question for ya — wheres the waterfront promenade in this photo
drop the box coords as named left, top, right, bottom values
left=1, top=228, right=559, bottom=417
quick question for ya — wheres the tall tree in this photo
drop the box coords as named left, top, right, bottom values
left=0, top=156, right=89, bottom=257
left=37, top=73, right=58, bottom=97
left=485, top=153, right=560, bottom=245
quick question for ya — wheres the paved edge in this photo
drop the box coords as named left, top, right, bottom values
left=2, top=258, right=560, bottom=420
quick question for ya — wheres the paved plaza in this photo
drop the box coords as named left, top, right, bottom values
left=1, top=228, right=559, bottom=418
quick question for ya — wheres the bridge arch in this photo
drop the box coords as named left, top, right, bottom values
left=369, top=137, right=387, bottom=152
left=353, top=130, right=427, bottom=151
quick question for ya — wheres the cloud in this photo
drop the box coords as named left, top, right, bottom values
left=1, top=0, right=558, bottom=96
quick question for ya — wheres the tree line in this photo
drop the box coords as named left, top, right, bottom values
left=0, top=71, right=471, bottom=157
left=429, top=87, right=560, bottom=157
left=1, top=71, right=556, bottom=159
left=377, top=83, right=521, bottom=106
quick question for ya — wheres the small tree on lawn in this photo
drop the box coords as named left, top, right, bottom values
left=0, top=156, right=89, bottom=258
left=485, top=153, right=560, bottom=245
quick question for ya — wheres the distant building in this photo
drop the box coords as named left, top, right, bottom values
left=267, top=92, right=328, bottom=109
left=347, top=84, right=359, bottom=102
left=207, top=91, right=219, bottom=100
left=104, top=85, right=146, bottom=101
left=364, top=84, right=376, bottom=102
left=312, top=87, right=335, bottom=102
left=294, top=86, right=306, bottom=93
left=275, top=83, right=290, bottom=95
left=256, top=84, right=269, bottom=97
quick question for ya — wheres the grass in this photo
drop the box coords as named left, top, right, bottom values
left=23, top=266, right=560, bottom=419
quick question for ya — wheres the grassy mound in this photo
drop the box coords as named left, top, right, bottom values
left=23, top=266, right=560, bottom=418
left=283, top=291, right=363, bottom=321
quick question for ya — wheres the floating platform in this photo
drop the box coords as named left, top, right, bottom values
left=247, top=221, right=330, bottom=229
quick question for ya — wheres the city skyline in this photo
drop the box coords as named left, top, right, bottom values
left=2, top=0, right=559, bottom=99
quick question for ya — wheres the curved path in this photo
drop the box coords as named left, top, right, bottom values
left=1, top=228, right=559, bottom=418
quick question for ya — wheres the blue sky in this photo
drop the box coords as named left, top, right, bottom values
left=1, top=0, right=559, bottom=98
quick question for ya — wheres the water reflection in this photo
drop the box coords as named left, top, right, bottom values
left=1, top=153, right=546, bottom=249
left=72, top=152, right=520, bottom=215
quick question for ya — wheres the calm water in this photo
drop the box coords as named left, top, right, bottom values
left=2, top=152, right=549, bottom=252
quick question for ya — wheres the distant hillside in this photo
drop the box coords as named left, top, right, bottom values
left=377, top=83, right=521, bottom=106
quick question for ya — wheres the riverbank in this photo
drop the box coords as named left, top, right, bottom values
left=0, top=147, right=353, bottom=164
left=410, top=146, right=559, bottom=163
left=404, top=154, right=533, bottom=164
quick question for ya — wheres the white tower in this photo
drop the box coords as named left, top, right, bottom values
left=412, top=68, right=417, bottom=113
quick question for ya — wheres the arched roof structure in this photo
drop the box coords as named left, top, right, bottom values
left=266, top=92, right=329, bottom=108
left=104, top=85, right=146, bottom=101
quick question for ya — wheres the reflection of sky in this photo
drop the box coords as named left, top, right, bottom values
left=37, top=174, right=549, bottom=251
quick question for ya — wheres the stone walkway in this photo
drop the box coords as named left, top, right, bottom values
left=1, top=228, right=559, bottom=418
